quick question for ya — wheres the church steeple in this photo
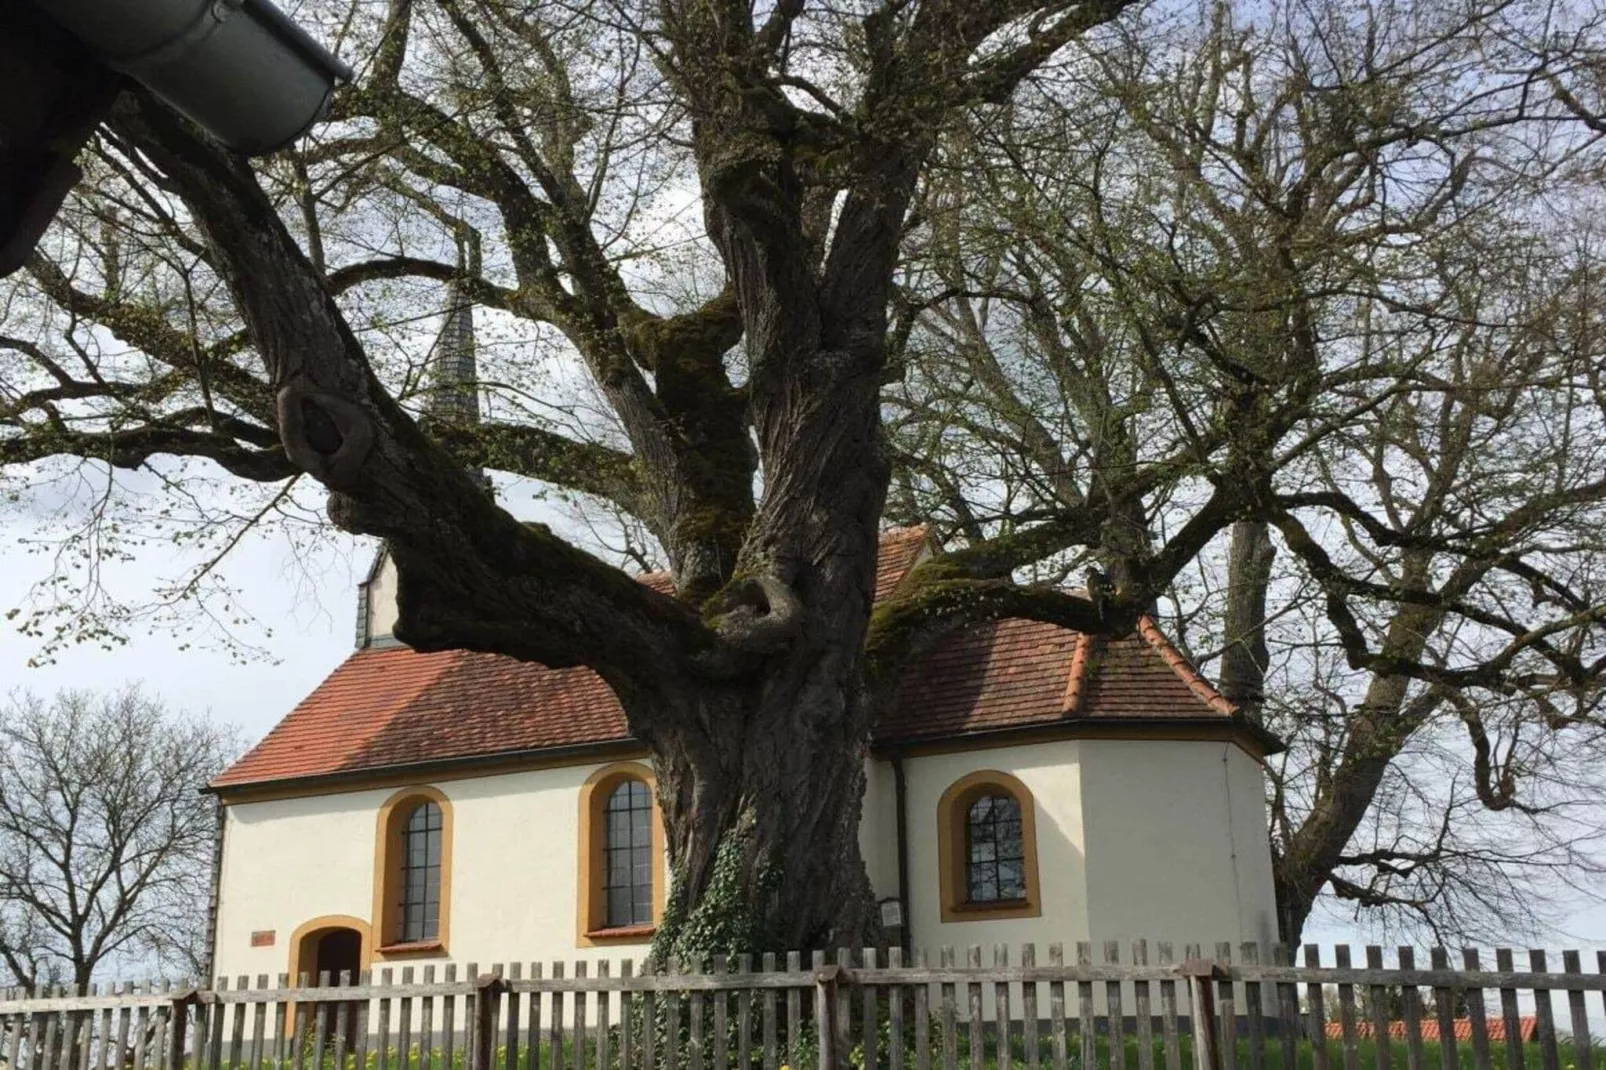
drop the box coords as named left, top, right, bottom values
left=355, top=247, right=488, bottom=648
left=424, top=274, right=480, bottom=426
left=423, top=238, right=492, bottom=495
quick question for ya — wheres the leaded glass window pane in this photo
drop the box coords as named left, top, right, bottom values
left=398, top=801, right=442, bottom=942
left=603, top=779, right=654, bottom=927
left=966, top=793, right=1026, bottom=903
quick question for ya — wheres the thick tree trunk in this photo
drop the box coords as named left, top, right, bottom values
left=643, top=672, right=881, bottom=961
left=639, top=332, right=890, bottom=957
left=644, top=54, right=906, bottom=947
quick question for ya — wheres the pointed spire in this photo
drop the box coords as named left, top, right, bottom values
left=425, top=237, right=482, bottom=427
left=357, top=235, right=492, bottom=650
left=423, top=234, right=491, bottom=494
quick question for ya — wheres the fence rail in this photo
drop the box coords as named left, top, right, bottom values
left=1, top=942, right=1602, bottom=1070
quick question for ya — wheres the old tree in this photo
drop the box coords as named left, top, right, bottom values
left=6, top=0, right=1606, bottom=950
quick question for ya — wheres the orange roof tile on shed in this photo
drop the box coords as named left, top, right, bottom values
left=213, top=528, right=1272, bottom=791
left=1325, top=1017, right=1538, bottom=1043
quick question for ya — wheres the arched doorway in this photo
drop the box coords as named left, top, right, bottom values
left=287, top=916, right=371, bottom=1049
left=310, top=928, right=362, bottom=984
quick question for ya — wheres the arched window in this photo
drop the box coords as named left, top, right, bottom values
left=371, top=787, right=453, bottom=956
left=965, top=792, right=1026, bottom=903
left=603, top=780, right=654, bottom=927
left=578, top=762, right=665, bottom=944
left=937, top=770, right=1042, bottom=922
left=399, top=801, right=443, bottom=941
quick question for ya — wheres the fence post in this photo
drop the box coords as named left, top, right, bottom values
left=1180, top=959, right=1225, bottom=1070
left=814, top=964, right=840, bottom=1070
left=473, top=974, right=504, bottom=1070
left=166, top=988, right=201, bottom=1070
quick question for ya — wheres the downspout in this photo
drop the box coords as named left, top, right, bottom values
left=892, top=753, right=912, bottom=954
left=1221, top=745, right=1246, bottom=943
left=203, top=796, right=226, bottom=982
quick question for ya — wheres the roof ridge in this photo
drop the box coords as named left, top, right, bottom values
left=1135, top=615, right=1237, bottom=716
left=1060, top=632, right=1094, bottom=714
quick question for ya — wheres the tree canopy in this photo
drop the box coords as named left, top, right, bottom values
left=4, top=0, right=1606, bottom=948
left=884, top=0, right=1606, bottom=939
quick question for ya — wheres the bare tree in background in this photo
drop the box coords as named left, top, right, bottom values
left=885, top=0, right=1606, bottom=942
left=0, top=689, right=238, bottom=988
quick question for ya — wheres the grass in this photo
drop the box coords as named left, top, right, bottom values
left=238, top=1032, right=1598, bottom=1070
left=843, top=1031, right=1598, bottom=1070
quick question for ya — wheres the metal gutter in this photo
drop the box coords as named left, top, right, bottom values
left=28, top=0, right=351, bottom=154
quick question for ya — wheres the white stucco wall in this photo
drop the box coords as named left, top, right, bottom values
left=894, top=738, right=1276, bottom=1016
left=900, top=741, right=1092, bottom=955
left=213, top=761, right=656, bottom=987
left=859, top=758, right=899, bottom=903
left=214, top=785, right=389, bottom=979
left=1226, top=743, right=1281, bottom=948
left=366, top=554, right=400, bottom=640
left=1077, top=739, right=1278, bottom=954
left=214, top=737, right=1278, bottom=991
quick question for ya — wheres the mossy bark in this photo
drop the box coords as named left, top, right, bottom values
left=637, top=645, right=884, bottom=962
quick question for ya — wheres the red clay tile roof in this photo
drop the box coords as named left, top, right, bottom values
left=213, top=528, right=1259, bottom=790
left=878, top=613, right=1238, bottom=743
left=874, top=526, right=929, bottom=601
left=210, top=648, right=634, bottom=788
left=1325, top=1017, right=1538, bottom=1043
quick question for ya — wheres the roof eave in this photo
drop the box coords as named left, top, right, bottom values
left=206, top=735, right=643, bottom=799
left=210, top=711, right=1285, bottom=800
left=873, top=714, right=1286, bottom=758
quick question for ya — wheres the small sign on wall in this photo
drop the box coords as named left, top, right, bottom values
left=250, top=930, right=276, bottom=948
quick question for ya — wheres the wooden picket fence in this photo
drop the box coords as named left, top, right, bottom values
left=0, top=942, right=1602, bottom=1070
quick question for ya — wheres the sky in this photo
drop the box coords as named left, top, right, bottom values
left=0, top=523, right=353, bottom=742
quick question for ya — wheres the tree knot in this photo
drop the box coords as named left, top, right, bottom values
left=706, top=574, right=804, bottom=654
left=276, top=382, right=375, bottom=490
